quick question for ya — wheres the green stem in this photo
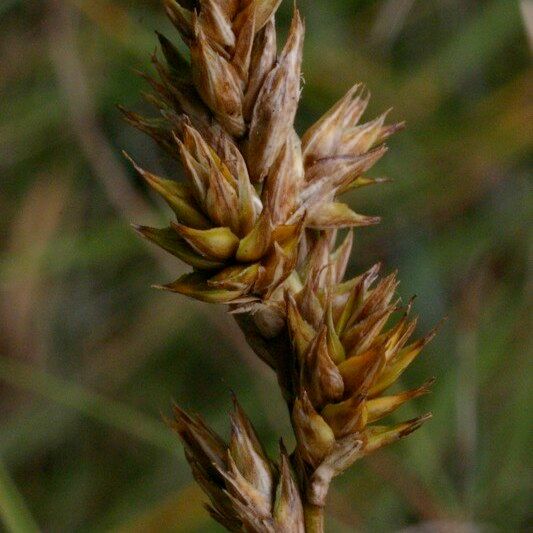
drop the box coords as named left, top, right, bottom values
left=304, top=503, right=324, bottom=533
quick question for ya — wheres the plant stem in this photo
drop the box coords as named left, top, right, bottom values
left=304, top=503, right=324, bottom=533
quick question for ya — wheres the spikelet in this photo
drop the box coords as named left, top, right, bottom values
left=123, top=0, right=400, bottom=313
left=172, top=398, right=305, bottom=532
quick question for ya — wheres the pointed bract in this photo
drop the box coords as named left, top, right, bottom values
left=247, top=9, right=304, bottom=182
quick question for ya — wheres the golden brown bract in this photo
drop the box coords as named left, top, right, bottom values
left=123, top=1, right=434, bottom=531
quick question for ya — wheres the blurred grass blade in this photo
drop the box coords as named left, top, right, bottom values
left=416, top=0, right=522, bottom=89
left=0, top=458, right=40, bottom=533
left=0, top=357, right=177, bottom=454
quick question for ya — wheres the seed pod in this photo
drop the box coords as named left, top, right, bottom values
left=199, top=0, right=235, bottom=49
left=362, top=414, right=433, bottom=456
left=247, top=9, right=304, bottom=182
left=301, top=327, right=344, bottom=408
left=171, top=223, right=240, bottom=260
left=244, top=16, right=276, bottom=120
left=292, top=391, right=335, bottom=468
left=134, top=225, right=224, bottom=270
left=230, top=399, right=274, bottom=505
left=190, top=23, right=245, bottom=136
left=234, top=0, right=283, bottom=34
left=262, top=131, right=305, bottom=225
left=302, top=84, right=369, bottom=166
left=164, top=0, right=194, bottom=42
left=125, top=154, right=210, bottom=228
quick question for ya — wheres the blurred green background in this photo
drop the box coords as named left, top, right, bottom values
left=1, top=0, right=531, bottom=531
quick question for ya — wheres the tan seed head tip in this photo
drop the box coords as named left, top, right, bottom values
left=130, top=223, right=144, bottom=236
left=390, top=120, right=407, bottom=134
left=122, top=151, right=146, bottom=177
left=366, top=215, right=382, bottom=226
left=409, top=412, right=433, bottom=432
left=423, top=376, right=437, bottom=390
left=426, top=316, right=448, bottom=343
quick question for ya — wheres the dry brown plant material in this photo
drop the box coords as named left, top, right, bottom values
left=123, top=1, right=436, bottom=531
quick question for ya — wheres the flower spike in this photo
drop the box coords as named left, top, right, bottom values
left=125, top=1, right=437, bottom=530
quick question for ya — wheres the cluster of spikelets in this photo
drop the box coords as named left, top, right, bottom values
left=123, top=0, right=398, bottom=308
left=284, top=234, right=437, bottom=508
left=173, top=398, right=307, bottom=531
left=123, top=0, right=436, bottom=530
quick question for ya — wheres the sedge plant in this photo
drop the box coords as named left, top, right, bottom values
left=121, top=1, right=437, bottom=530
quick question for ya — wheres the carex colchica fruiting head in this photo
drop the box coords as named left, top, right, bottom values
left=124, top=1, right=436, bottom=531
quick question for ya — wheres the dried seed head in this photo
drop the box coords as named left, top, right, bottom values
left=301, top=327, right=344, bottom=408
left=199, top=0, right=235, bottom=49
left=230, top=398, right=274, bottom=501
left=234, top=0, right=283, bottom=34
left=261, top=130, right=304, bottom=226
left=191, top=23, right=245, bottom=135
left=127, top=0, right=398, bottom=309
left=172, top=398, right=304, bottom=532
left=126, top=1, right=435, bottom=523
left=284, top=232, right=436, bottom=485
left=302, top=84, right=370, bottom=165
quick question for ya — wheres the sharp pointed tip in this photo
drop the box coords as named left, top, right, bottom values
left=132, top=67, right=147, bottom=78
left=399, top=412, right=433, bottom=437
left=415, top=412, right=433, bottom=426
left=424, top=376, right=437, bottom=388
left=122, top=150, right=136, bottom=166
left=427, top=317, right=447, bottom=339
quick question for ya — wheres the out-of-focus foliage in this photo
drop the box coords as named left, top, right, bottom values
left=0, top=0, right=530, bottom=531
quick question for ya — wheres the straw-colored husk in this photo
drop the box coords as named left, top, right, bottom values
left=123, top=1, right=435, bottom=531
